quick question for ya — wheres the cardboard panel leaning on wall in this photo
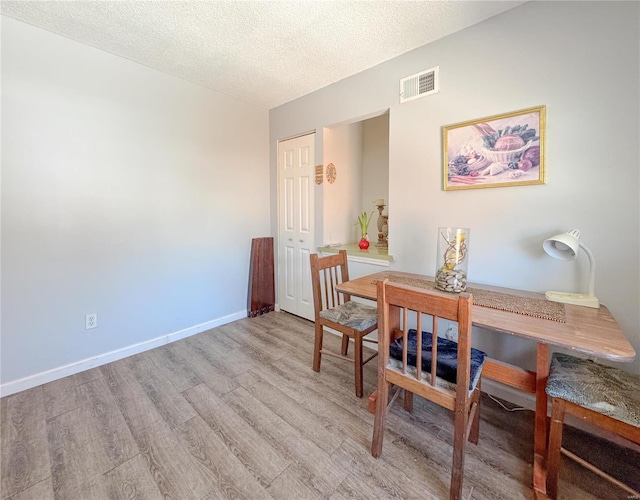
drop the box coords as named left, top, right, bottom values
left=0, top=16, right=270, bottom=392
left=269, top=1, right=640, bottom=377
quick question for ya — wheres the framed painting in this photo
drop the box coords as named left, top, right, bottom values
left=443, top=105, right=546, bottom=191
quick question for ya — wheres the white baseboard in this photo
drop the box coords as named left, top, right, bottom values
left=0, top=310, right=246, bottom=398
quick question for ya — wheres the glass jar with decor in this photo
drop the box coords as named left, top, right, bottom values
left=435, top=227, right=470, bottom=292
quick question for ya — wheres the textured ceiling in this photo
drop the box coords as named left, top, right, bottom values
left=1, top=1, right=526, bottom=109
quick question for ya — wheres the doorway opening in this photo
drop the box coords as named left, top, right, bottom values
left=322, top=110, right=390, bottom=255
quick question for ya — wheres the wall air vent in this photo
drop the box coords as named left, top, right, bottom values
left=399, top=66, right=439, bottom=103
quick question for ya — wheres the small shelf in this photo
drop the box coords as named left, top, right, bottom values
left=318, top=243, right=394, bottom=267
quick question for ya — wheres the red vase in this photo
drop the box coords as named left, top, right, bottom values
left=358, top=236, right=370, bottom=250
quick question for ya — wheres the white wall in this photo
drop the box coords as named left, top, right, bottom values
left=270, top=1, right=640, bottom=379
left=1, top=17, right=270, bottom=394
left=361, top=114, right=389, bottom=219
left=322, top=122, right=363, bottom=245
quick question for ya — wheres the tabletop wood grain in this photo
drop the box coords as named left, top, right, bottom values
left=337, top=271, right=636, bottom=362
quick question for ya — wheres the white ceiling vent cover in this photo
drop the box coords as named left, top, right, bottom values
left=400, top=66, right=439, bottom=103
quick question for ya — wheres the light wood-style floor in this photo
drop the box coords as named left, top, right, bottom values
left=2, top=312, right=638, bottom=499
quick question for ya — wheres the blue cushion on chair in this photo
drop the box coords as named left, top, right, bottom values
left=319, top=301, right=377, bottom=331
left=389, top=329, right=486, bottom=391
left=546, top=353, right=640, bottom=428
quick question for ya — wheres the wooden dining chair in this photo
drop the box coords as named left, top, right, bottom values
left=545, top=353, right=640, bottom=499
left=371, top=279, right=486, bottom=500
left=310, top=250, right=378, bottom=397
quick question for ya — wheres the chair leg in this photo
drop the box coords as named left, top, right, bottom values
left=450, top=404, right=468, bottom=500
left=546, top=398, right=566, bottom=500
left=354, top=336, right=363, bottom=398
left=469, top=387, right=481, bottom=445
left=341, top=334, right=350, bottom=355
left=371, top=381, right=390, bottom=458
left=312, top=323, right=323, bottom=372
left=403, top=390, right=414, bottom=412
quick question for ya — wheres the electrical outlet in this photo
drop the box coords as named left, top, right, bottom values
left=86, top=313, right=97, bottom=329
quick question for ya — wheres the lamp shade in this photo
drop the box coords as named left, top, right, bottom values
left=542, top=229, right=599, bottom=308
left=543, top=229, right=581, bottom=261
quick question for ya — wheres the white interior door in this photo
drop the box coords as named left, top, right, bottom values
left=278, top=133, right=315, bottom=321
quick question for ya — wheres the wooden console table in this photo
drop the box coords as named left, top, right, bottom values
left=336, top=271, right=636, bottom=498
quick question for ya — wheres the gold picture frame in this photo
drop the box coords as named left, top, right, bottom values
left=443, top=105, right=546, bottom=191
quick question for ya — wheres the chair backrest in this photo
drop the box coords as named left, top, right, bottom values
left=310, top=250, right=351, bottom=319
left=376, top=278, right=473, bottom=410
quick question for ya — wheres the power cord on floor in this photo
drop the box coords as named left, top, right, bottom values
left=487, top=393, right=527, bottom=412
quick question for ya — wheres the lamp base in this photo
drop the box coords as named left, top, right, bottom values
left=545, top=290, right=600, bottom=308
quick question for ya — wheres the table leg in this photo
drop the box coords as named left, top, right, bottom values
left=533, top=343, right=550, bottom=496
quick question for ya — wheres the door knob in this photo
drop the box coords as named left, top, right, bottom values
left=299, top=239, right=304, bottom=243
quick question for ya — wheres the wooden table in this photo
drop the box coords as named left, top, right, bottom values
left=336, top=271, right=636, bottom=498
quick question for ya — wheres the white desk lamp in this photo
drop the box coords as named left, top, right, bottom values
left=543, top=229, right=600, bottom=308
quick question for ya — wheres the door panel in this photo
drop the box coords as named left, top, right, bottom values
left=300, top=144, right=310, bottom=167
left=284, top=177, right=295, bottom=232
left=298, top=247, right=313, bottom=313
left=284, top=245, right=295, bottom=299
left=285, top=148, right=294, bottom=169
left=299, top=176, right=311, bottom=234
left=278, top=133, right=315, bottom=321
